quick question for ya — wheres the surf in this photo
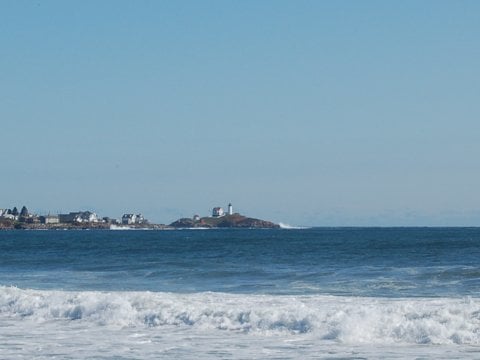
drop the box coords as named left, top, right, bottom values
left=2, top=286, right=480, bottom=345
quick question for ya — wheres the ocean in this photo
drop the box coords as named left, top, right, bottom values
left=1, top=227, right=480, bottom=359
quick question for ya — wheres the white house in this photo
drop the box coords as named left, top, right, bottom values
left=0, top=209, right=18, bottom=220
left=59, top=211, right=98, bottom=223
left=74, top=211, right=98, bottom=223
left=212, top=207, right=225, bottom=217
left=122, top=214, right=137, bottom=224
left=121, top=214, right=146, bottom=225
left=1, top=213, right=16, bottom=220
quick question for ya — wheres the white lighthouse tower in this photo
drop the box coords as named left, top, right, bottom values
left=228, top=203, right=233, bottom=215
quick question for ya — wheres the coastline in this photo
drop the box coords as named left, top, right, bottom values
left=0, top=220, right=170, bottom=231
left=0, top=204, right=279, bottom=231
left=0, top=217, right=280, bottom=231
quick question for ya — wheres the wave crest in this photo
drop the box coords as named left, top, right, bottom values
left=1, top=286, right=480, bottom=344
left=278, top=223, right=309, bottom=229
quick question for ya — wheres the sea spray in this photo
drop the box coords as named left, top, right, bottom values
left=2, top=286, right=480, bottom=345
left=278, top=223, right=310, bottom=229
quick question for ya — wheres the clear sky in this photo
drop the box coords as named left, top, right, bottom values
left=1, top=0, right=480, bottom=226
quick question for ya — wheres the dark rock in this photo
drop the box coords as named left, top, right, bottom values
left=170, top=214, right=279, bottom=229
left=169, top=218, right=199, bottom=228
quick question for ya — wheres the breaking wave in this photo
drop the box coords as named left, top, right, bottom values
left=1, top=286, right=480, bottom=345
left=278, top=223, right=310, bottom=230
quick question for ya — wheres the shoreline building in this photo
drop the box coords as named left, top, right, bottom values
left=40, top=215, right=60, bottom=224
left=59, top=211, right=99, bottom=224
left=212, top=203, right=234, bottom=218
left=122, top=213, right=146, bottom=225
left=212, top=207, right=225, bottom=217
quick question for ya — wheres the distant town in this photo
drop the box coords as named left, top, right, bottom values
left=0, top=205, right=155, bottom=230
left=0, top=203, right=280, bottom=230
left=0, top=206, right=146, bottom=226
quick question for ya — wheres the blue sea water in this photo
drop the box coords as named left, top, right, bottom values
left=1, top=228, right=480, bottom=359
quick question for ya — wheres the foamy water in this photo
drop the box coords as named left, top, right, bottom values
left=278, top=222, right=310, bottom=229
left=2, top=287, right=480, bottom=359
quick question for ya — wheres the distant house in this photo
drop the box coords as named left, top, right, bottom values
left=59, top=211, right=99, bottom=224
left=212, top=207, right=225, bottom=217
left=122, top=214, right=136, bottom=225
left=1, top=213, right=16, bottom=221
left=40, top=215, right=60, bottom=224
left=122, top=213, right=146, bottom=225
left=193, top=214, right=200, bottom=221
left=0, top=208, right=18, bottom=221
left=78, top=211, right=98, bottom=223
left=25, top=216, right=40, bottom=224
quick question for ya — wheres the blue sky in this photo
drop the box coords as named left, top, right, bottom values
left=1, top=1, right=480, bottom=226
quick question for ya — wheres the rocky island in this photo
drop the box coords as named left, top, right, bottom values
left=170, top=203, right=279, bottom=229
left=170, top=213, right=279, bottom=229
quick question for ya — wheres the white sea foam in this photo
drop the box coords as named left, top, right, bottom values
left=278, top=222, right=310, bottom=229
left=2, top=287, right=480, bottom=359
left=109, top=225, right=133, bottom=230
left=1, top=286, right=480, bottom=345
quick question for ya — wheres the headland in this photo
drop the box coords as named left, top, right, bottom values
left=170, top=213, right=279, bottom=229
